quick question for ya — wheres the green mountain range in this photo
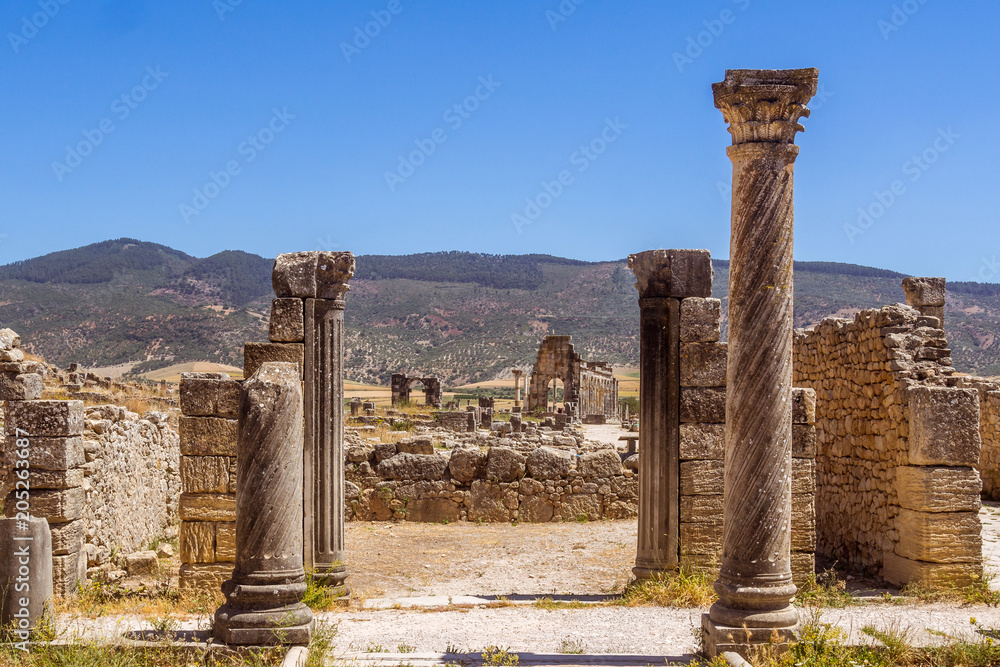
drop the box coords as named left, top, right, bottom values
left=1, top=238, right=998, bottom=384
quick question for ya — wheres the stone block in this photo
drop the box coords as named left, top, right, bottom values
left=680, top=298, right=722, bottom=342
left=561, top=494, right=601, bottom=522
left=243, top=342, right=304, bottom=379
left=791, top=552, right=816, bottom=584
left=577, top=449, right=622, bottom=478
left=902, top=277, right=946, bottom=307
left=680, top=342, right=727, bottom=387
left=467, top=480, right=510, bottom=522
left=181, top=456, right=231, bottom=494
left=0, top=517, right=52, bottom=630
left=628, top=249, right=713, bottom=298
left=791, top=494, right=815, bottom=552
left=215, top=522, right=236, bottom=562
left=792, top=387, right=816, bottom=424
left=180, top=376, right=220, bottom=416
left=680, top=423, right=724, bottom=460
left=680, top=387, right=726, bottom=423
left=216, top=379, right=241, bottom=419
left=397, top=437, right=434, bottom=455
left=376, top=453, right=448, bottom=481
left=0, top=349, right=23, bottom=362
left=5, top=400, right=84, bottom=437
left=680, top=494, right=723, bottom=524
left=272, top=252, right=319, bottom=298
left=792, top=458, right=815, bottom=495
left=518, top=496, right=555, bottom=523
left=405, top=498, right=462, bottom=523
left=908, top=386, right=980, bottom=466
left=28, top=468, right=85, bottom=490
left=526, top=446, right=572, bottom=480
left=680, top=522, right=722, bottom=555
left=0, top=373, right=42, bottom=401
left=895, top=509, right=982, bottom=563
left=179, top=563, right=234, bottom=596
left=882, top=551, right=982, bottom=588
left=52, top=551, right=81, bottom=597
left=179, top=493, right=237, bottom=522
left=448, top=447, right=486, bottom=483
left=21, top=488, right=85, bottom=523
left=680, top=460, right=724, bottom=495
left=792, top=424, right=816, bottom=459
left=0, top=328, right=21, bottom=349
left=181, top=521, right=217, bottom=564
left=126, top=551, right=159, bottom=576
left=4, top=436, right=85, bottom=472
left=179, top=417, right=238, bottom=457
left=269, top=298, right=305, bottom=343
left=896, top=466, right=982, bottom=512
left=49, top=519, right=83, bottom=556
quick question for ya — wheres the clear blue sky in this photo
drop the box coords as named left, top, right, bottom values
left=2, top=1, right=998, bottom=281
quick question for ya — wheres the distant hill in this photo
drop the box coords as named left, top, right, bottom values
left=1, top=239, right=999, bottom=383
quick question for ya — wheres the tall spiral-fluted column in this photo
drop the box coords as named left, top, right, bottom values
left=703, top=68, right=817, bottom=658
left=215, top=362, right=313, bottom=645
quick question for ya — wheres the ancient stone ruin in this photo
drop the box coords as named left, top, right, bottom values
left=526, top=335, right=620, bottom=422
left=391, top=374, right=443, bottom=408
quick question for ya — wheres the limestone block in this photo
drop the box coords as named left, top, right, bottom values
left=272, top=252, right=319, bottom=298
left=518, top=496, right=555, bottom=523
left=792, top=424, right=816, bottom=459
left=0, top=373, right=42, bottom=401
left=52, top=551, right=81, bottom=597
left=680, top=298, right=722, bottom=342
left=680, top=554, right=719, bottom=573
left=902, top=277, right=946, bottom=307
left=179, top=493, right=237, bottom=522
left=28, top=468, right=85, bottom=490
left=577, top=449, right=622, bottom=478
left=269, top=298, right=305, bottom=342
left=525, top=446, right=572, bottom=480
left=792, top=458, right=815, bottom=495
left=792, top=388, right=816, bottom=424
left=180, top=375, right=221, bottom=416
left=485, top=447, right=526, bottom=482
left=0, top=349, right=24, bottom=362
left=376, top=453, right=448, bottom=481
left=373, top=443, right=397, bottom=463
left=680, top=423, right=724, bottom=460
left=215, top=522, right=236, bottom=562
left=895, top=509, right=981, bottom=563
left=126, top=551, right=159, bottom=576
left=680, top=494, right=723, bottom=524
left=467, top=480, right=510, bottom=522
left=0, top=328, right=21, bottom=349
left=448, top=447, right=486, bottom=483
left=181, top=521, right=217, bottom=564
left=896, top=466, right=981, bottom=512
left=907, top=386, right=980, bottom=466
left=179, top=417, right=238, bottom=457
left=405, top=498, right=462, bottom=523
left=680, top=522, right=722, bottom=554
left=22, top=487, right=85, bottom=523
left=3, top=436, right=84, bottom=471
left=791, top=552, right=815, bottom=584
left=243, top=342, right=304, bottom=379
left=680, top=387, right=726, bottom=423
left=791, top=494, right=815, bottom=552
left=216, top=379, right=241, bottom=419
left=5, top=400, right=84, bottom=437
left=49, top=519, right=83, bottom=556
left=628, top=249, right=713, bottom=298
left=561, top=494, right=601, bottom=521
left=181, top=456, right=231, bottom=494
left=882, top=551, right=982, bottom=588
left=180, top=563, right=234, bottom=596
left=680, top=342, right=727, bottom=387
left=680, top=460, right=724, bottom=495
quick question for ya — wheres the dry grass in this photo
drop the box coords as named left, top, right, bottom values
left=618, top=568, right=716, bottom=608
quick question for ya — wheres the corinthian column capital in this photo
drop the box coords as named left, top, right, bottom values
left=712, top=68, right=818, bottom=147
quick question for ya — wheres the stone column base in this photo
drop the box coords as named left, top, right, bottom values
left=631, top=564, right=672, bottom=582
left=701, top=614, right=798, bottom=659
left=311, top=566, right=350, bottom=597
left=215, top=601, right=314, bottom=645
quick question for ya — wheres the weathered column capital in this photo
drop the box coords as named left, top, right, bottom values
left=628, top=249, right=713, bottom=299
left=272, top=251, right=356, bottom=305
left=712, top=68, right=817, bottom=148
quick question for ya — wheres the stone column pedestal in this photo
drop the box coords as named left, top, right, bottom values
left=629, top=249, right=713, bottom=580
left=0, top=517, right=53, bottom=640
left=214, top=362, right=313, bottom=646
left=704, top=68, right=817, bottom=658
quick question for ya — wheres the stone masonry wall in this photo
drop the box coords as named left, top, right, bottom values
left=177, top=372, right=239, bottom=596
left=676, top=297, right=816, bottom=584
left=80, top=405, right=179, bottom=568
left=793, top=304, right=984, bottom=586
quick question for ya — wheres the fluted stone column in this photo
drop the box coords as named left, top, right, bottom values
left=704, top=68, right=818, bottom=658
left=215, top=362, right=313, bottom=645
left=629, top=249, right=712, bottom=580
left=512, top=370, right=523, bottom=408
